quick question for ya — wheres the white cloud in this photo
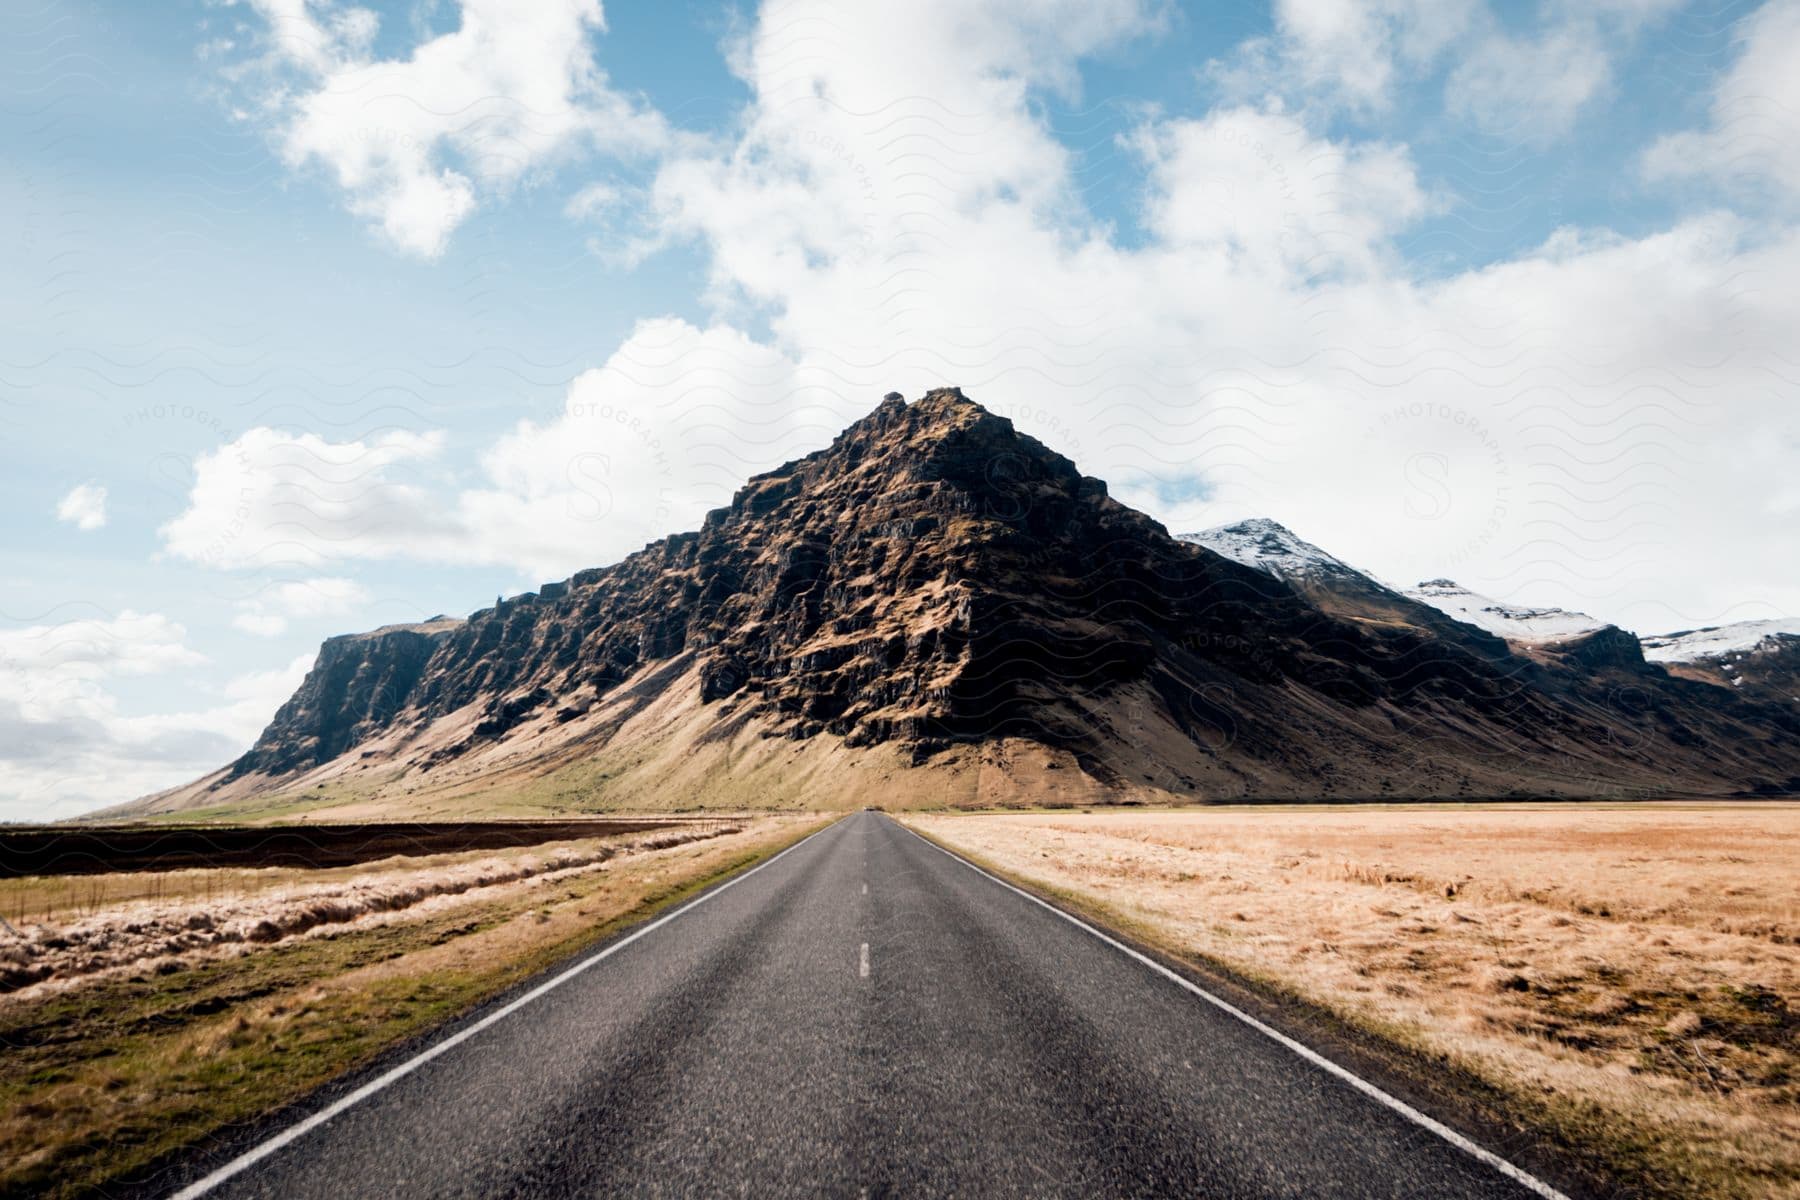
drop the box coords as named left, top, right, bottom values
left=1215, top=0, right=1677, bottom=142
left=0, top=625, right=311, bottom=821
left=106, top=654, right=313, bottom=752
left=243, top=0, right=379, bottom=75
left=236, top=0, right=667, bottom=257
left=615, top=0, right=1800, bottom=633
left=1130, top=106, right=1430, bottom=279
left=157, top=324, right=841, bottom=581
left=563, top=180, right=620, bottom=221
left=166, top=0, right=1800, bottom=638
left=159, top=427, right=453, bottom=570
left=232, top=611, right=289, bottom=638
left=1442, top=0, right=1683, bottom=146
left=1444, top=24, right=1612, bottom=144
left=55, top=483, right=107, bottom=531
left=1209, top=0, right=1479, bottom=114
left=0, top=612, right=204, bottom=697
left=0, top=611, right=289, bottom=820
left=231, top=576, right=371, bottom=636
left=1643, top=0, right=1800, bottom=202
left=461, top=317, right=865, bottom=577
left=649, top=0, right=1159, bottom=304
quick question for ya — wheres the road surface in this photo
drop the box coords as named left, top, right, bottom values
left=164, top=812, right=1562, bottom=1199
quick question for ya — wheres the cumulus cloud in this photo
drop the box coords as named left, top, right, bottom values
left=232, top=576, right=371, bottom=636
left=620, top=0, right=1800, bottom=630
left=159, top=427, right=454, bottom=570
left=464, top=316, right=887, bottom=575
left=563, top=180, right=620, bottom=221
left=648, top=0, right=1159, bottom=302
left=1442, top=0, right=1683, bottom=146
left=1207, top=0, right=1479, bottom=114
left=235, top=0, right=667, bottom=257
left=1444, top=24, right=1613, bottom=144
left=1643, top=0, right=1800, bottom=202
left=157, top=323, right=844, bottom=581
left=106, top=655, right=313, bottom=754
left=0, top=612, right=305, bottom=821
left=0, top=612, right=203, bottom=695
left=55, top=483, right=107, bottom=531
left=161, top=0, right=1800, bottom=637
left=1129, top=107, right=1430, bottom=279
left=1214, top=0, right=1677, bottom=143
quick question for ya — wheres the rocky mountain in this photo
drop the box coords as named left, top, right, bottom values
left=234, top=618, right=464, bottom=778
left=1177, top=518, right=1363, bottom=584
left=1177, top=521, right=1513, bottom=657
left=1644, top=621, right=1800, bottom=706
left=124, top=390, right=1800, bottom=817
left=1182, top=521, right=1639, bottom=656
left=1404, top=579, right=1608, bottom=646
left=1192, top=521, right=1800, bottom=710
left=1643, top=619, right=1800, bottom=663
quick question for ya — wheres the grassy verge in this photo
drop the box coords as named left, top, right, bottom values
left=903, top=812, right=1799, bottom=1200
left=0, top=815, right=831, bottom=1198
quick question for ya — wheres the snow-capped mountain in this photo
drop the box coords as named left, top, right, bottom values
left=1177, top=520, right=1517, bottom=657
left=1180, top=521, right=1606, bottom=652
left=126, top=419, right=1800, bottom=818
left=1181, top=517, right=1798, bottom=707
left=1176, top=518, right=1368, bottom=583
left=1641, top=619, right=1800, bottom=663
left=1403, top=579, right=1608, bottom=645
left=1643, top=621, right=1800, bottom=704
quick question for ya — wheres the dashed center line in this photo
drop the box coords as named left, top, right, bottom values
left=861, top=882, right=867, bottom=895
left=858, top=942, right=870, bottom=978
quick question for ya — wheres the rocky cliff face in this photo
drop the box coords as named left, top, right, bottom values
left=1657, top=634, right=1800, bottom=710
left=1731, top=636, right=1800, bottom=709
left=235, top=620, right=462, bottom=777
left=140, top=389, right=1800, bottom=814
left=1545, top=626, right=1651, bottom=673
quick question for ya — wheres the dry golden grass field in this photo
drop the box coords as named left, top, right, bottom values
left=908, top=804, right=1800, bottom=1200
left=0, top=815, right=822, bottom=1198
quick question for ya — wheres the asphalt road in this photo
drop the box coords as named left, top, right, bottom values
left=165, top=812, right=1561, bottom=1199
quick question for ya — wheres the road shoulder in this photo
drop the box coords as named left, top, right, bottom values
left=898, top=817, right=1620, bottom=1200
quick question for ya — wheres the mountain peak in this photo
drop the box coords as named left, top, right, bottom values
left=885, top=386, right=1019, bottom=450
left=707, top=387, right=1090, bottom=537
left=1642, top=619, right=1800, bottom=706
left=1177, top=518, right=1360, bottom=583
left=1221, top=516, right=1292, bottom=534
left=848, top=386, right=987, bottom=437
left=132, top=389, right=1800, bottom=817
left=1403, top=580, right=1607, bottom=645
left=910, top=384, right=977, bottom=415
left=1643, top=619, right=1800, bottom=663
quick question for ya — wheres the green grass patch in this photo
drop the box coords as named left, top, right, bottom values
left=0, top=816, right=832, bottom=1199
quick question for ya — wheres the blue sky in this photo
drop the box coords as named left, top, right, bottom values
left=4, top=0, right=1799, bottom=817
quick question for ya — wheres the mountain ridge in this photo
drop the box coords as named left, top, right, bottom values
left=119, top=391, right=1800, bottom=818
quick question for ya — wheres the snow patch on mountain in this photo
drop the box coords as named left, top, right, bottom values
left=1642, top=620, right=1800, bottom=663
left=1177, top=519, right=1368, bottom=582
left=1404, top=579, right=1608, bottom=644
left=1184, top=522, right=1800, bottom=672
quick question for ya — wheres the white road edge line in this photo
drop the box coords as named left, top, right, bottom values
left=166, top=818, right=845, bottom=1200
left=899, top=822, right=1571, bottom=1200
